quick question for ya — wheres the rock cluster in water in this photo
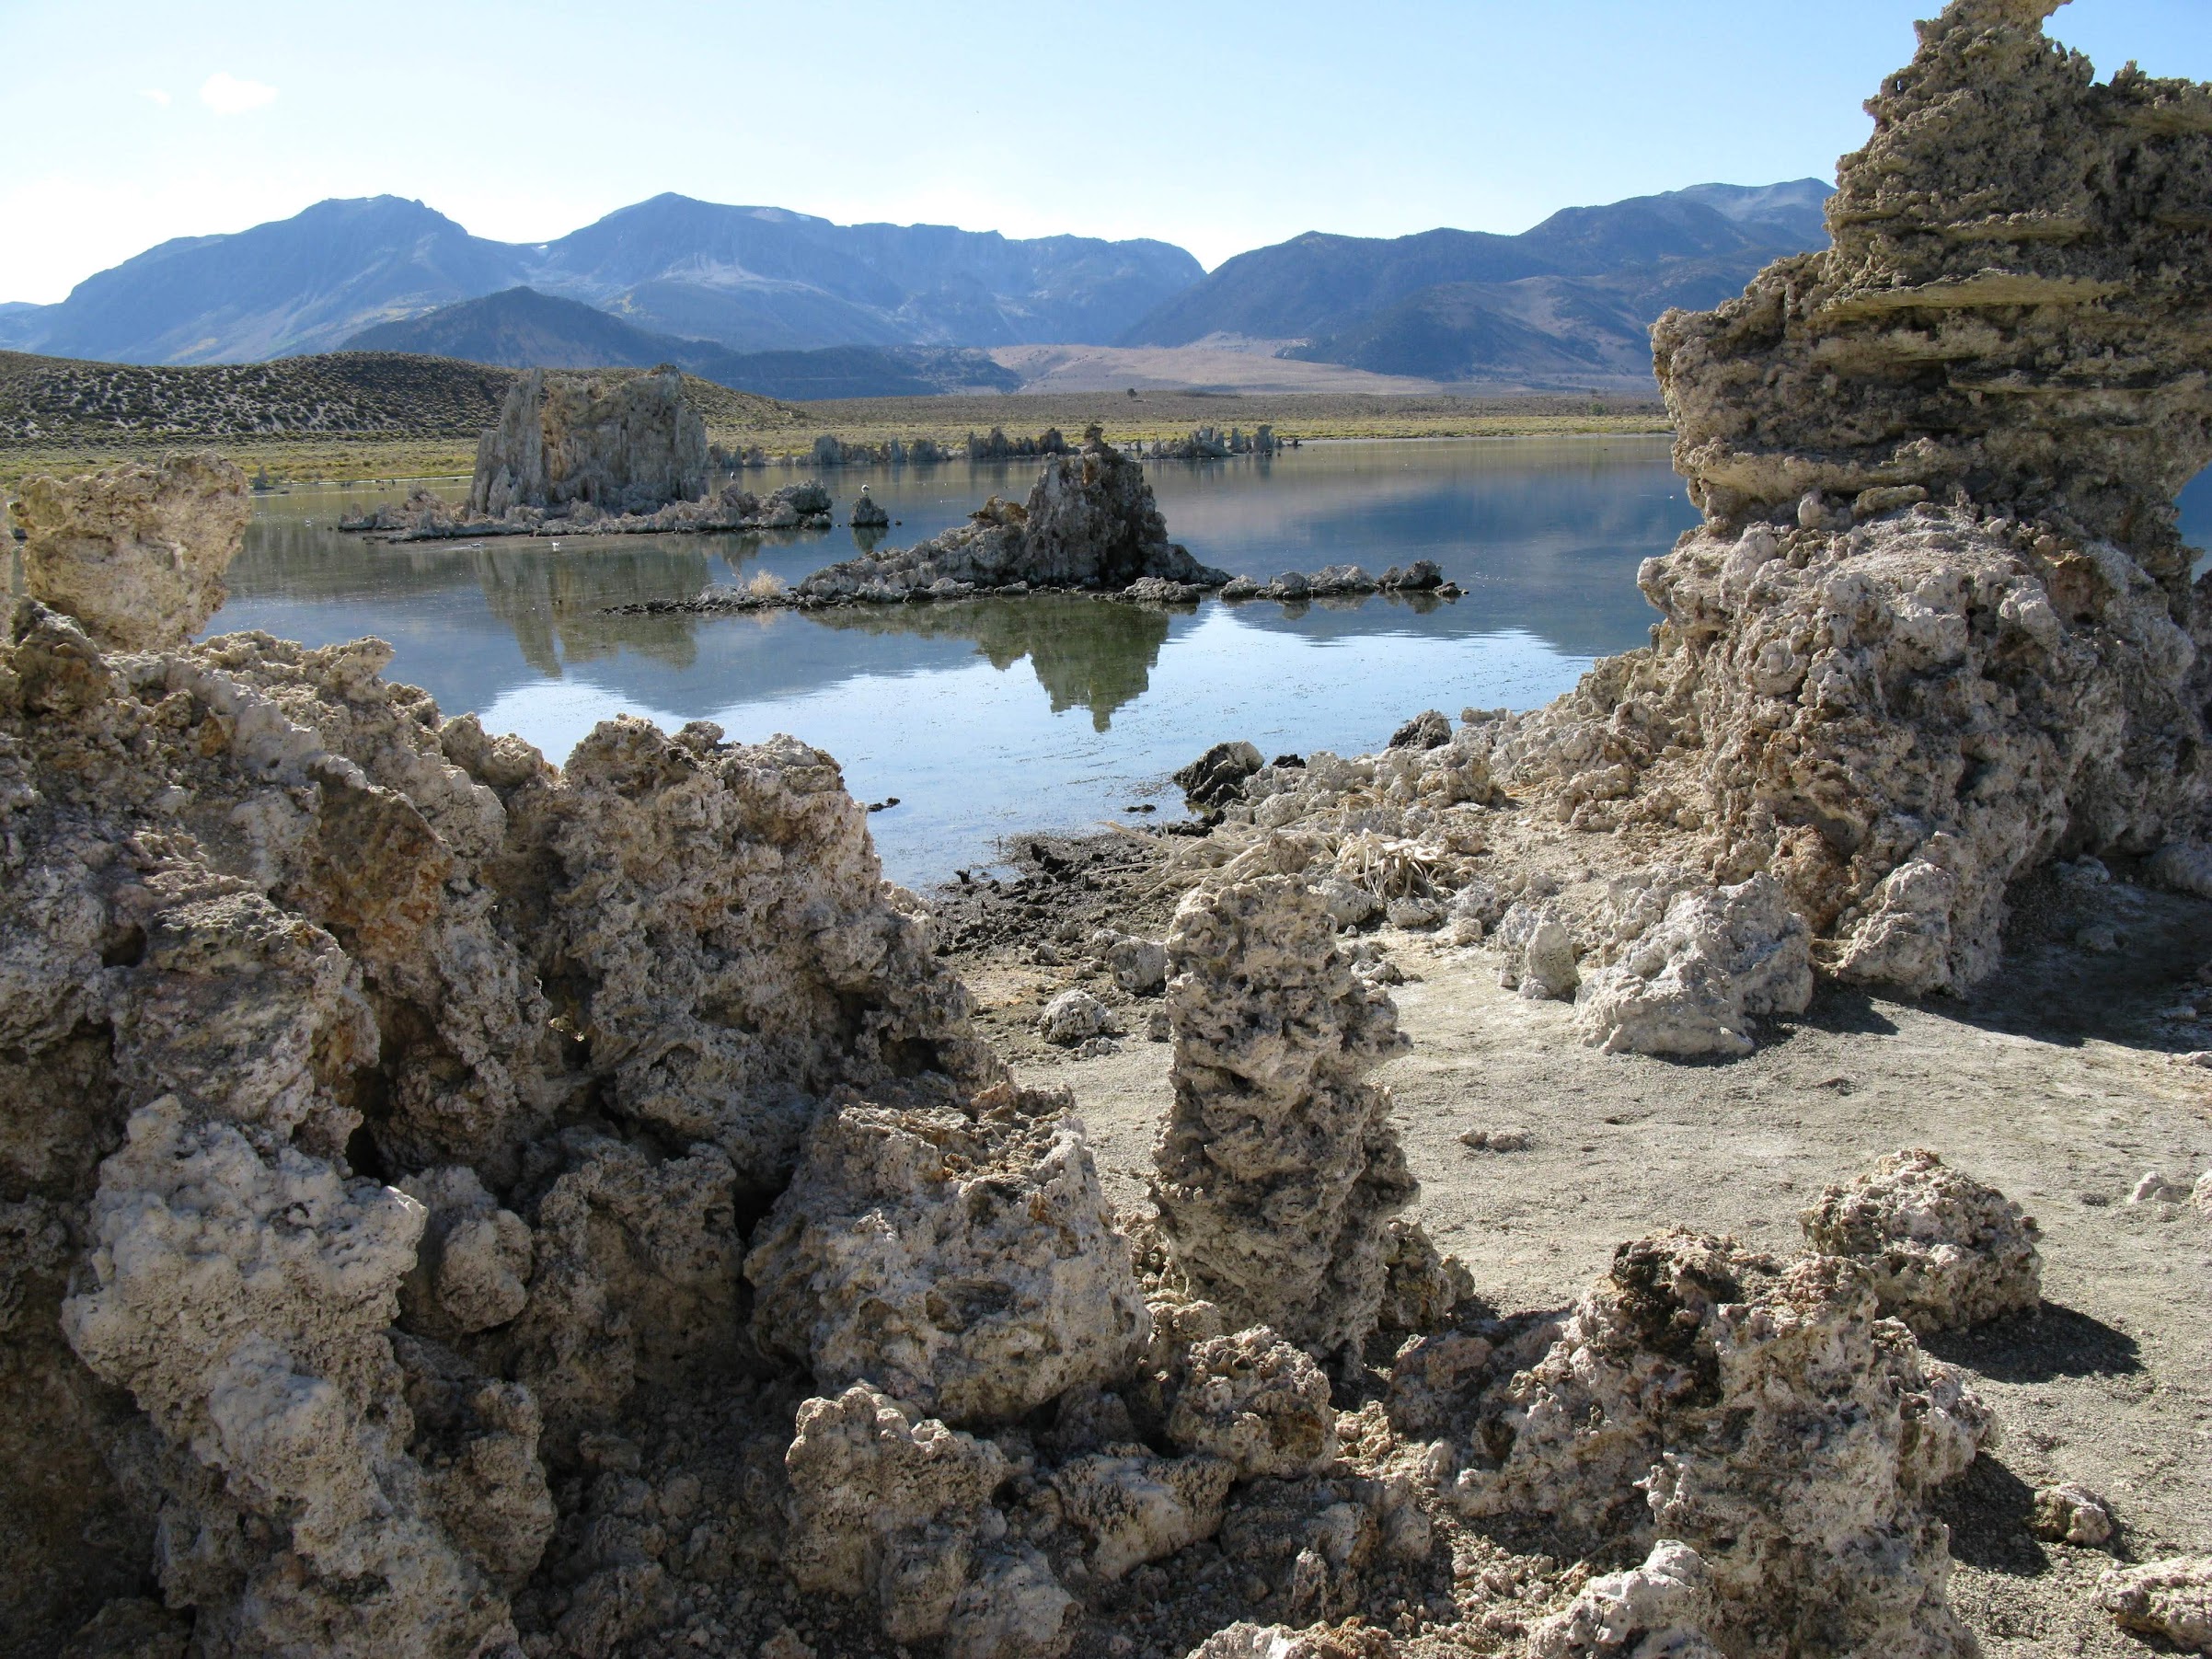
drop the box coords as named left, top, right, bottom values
left=471, top=364, right=708, bottom=517
left=797, top=430, right=1229, bottom=605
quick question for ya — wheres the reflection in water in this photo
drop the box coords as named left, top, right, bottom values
left=204, top=438, right=1713, bottom=881
left=809, top=597, right=1169, bottom=731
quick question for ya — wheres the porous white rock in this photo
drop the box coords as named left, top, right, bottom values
left=1800, top=1149, right=2042, bottom=1332
left=1573, top=875, right=1812, bottom=1057
left=398, top=1165, right=533, bottom=1338
left=1039, top=987, right=1118, bottom=1045
left=1496, top=903, right=1580, bottom=1000
left=1461, top=1232, right=1992, bottom=1657
left=1092, top=927, right=1169, bottom=996
left=2028, top=1482, right=2114, bottom=1549
left=1053, top=1449, right=1236, bottom=1580
left=13, top=453, right=251, bottom=650
left=782, top=1385, right=1019, bottom=1644
left=2149, top=841, right=2212, bottom=900
left=1152, top=853, right=1417, bottom=1353
left=746, top=1084, right=1149, bottom=1423
left=1527, top=1540, right=1722, bottom=1659
left=2097, top=1558, right=2212, bottom=1653
left=1165, top=1327, right=1340, bottom=1480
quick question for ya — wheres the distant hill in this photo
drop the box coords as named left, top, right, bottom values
left=1122, top=180, right=1832, bottom=388
left=341, top=287, right=1024, bottom=399
left=0, top=348, right=797, bottom=451
left=0, top=194, right=1204, bottom=366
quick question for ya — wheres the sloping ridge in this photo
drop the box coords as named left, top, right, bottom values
left=1122, top=180, right=1833, bottom=386
left=340, top=286, right=1023, bottom=400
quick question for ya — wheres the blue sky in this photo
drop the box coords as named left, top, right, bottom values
left=4, top=0, right=2208, bottom=305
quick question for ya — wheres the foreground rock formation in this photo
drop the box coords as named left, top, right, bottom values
left=1169, top=0, right=2212, bottom=1028
left=11, top=453, right=252, bottom=648
left=1152, top=838, right=1417, bottom=1356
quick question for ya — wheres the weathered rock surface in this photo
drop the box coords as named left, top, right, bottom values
left=1038, top=987, right=1119, bottom=1047
left=1470, top=0, right=2212, bottom=995
left=468, top=364, right=708, bottom=517
left=1164, top=1328, right=1340, bottom=1480
left=1800, top=1148, right=2043, bottom=1332
left=12, top=453, right=251, bottom=650
left=1091, top=927, right=1169, bottom=996
left=2097, top=1557, right=2212, bottom=1653
left=782, top=1385, right=1015, bottom=1643
left=0, top=470, right=999, bottom=1651
left=1461, top=1232, right=1992, bottom=1658
left=1527, top=1540, right=1722, bottom=1659
left=2028, top=1481, right=2114, bottom=1548
left=745, top=1084, right=1149, bottom=1423
left=798, top=433, right=1227, bottom=603
left=1573, top=874, right=1812, bottom=1057
left=849, top=487, right=890, bottom=530
left=1153, top=847, right=1416, bottom=1354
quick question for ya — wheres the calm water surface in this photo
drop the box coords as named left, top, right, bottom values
left=200, top=439, right=2212, bottom=885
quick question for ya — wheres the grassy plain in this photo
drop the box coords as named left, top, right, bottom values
left=0, top=346, right=1669, bottom=489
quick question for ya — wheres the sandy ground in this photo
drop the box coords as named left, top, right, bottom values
left=939, top=841, right=2212, bottom=1656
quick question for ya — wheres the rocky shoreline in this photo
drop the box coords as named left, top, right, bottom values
left=2, top=7, right=2210, bottom=1659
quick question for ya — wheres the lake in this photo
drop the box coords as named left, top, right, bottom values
left=179, top=438, right=2212, bottom=885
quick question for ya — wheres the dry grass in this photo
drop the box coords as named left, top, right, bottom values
left=0, top=349, right=1669, bottom=488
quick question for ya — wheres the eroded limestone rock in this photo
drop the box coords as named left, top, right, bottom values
left=1461, top=1232, right=1992, bottom=1658
left=1475, top=0, right=2212, bottom=995
left=1153, top=852, right=1417, bottom=1354
left=468, top=365, right=708, bottom=517
left=1800, top=1149, right=2043, bottom=1332
left=12, top=454, right=250, bottom=651
left=799, top=434, right=1227, bottom=602
left=2098, top=1558, right=2212, bottom=1653
left=746, top=1084, right=1149, bottom=1423
left=782, top=1385, right=1013, bottom=1642
left=1165, top=1328, right=1340, bottom=1480
left=1527, top=1540, right=1722, bottom=1659
left=2028, top=1481, right=2114, bottom=1549
left=1573, top=875, right=1812, bottom=1057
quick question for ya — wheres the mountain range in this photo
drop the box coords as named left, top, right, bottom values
left=0, top=194, right=1203, bottom=364
left=340, top=287, right=1024, bottom=400
left=0, top=181, right=1833, bottom=391
left=1126, top=180, right=1833, bottom=387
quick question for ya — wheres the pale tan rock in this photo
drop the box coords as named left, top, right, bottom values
left=783, top=1385, right=1017, bottom=1642
left=2028, top=1481, right=2114, bottom=1548
left=800, top=434, right=1224, bottom=601
left=398, top=1165, right=533, bottom=1338
left=1461, top=1232, right=1991, bottom=1657
left=1053, top=1448, right=1235, bottom=1579
left=1374, top=1216, right=1475, bottom=1335
left=1801, top=1148, right=2042, bottom=1332
left=467, top=364, right=708, bottom=517
left=1527, top=1540, right=1722, bottom=1659
left=0, top=535, right=999, bottom=1649
left=2098, top=1557, right=2212, bottom=1652
left=746, top=1084, right=1149, bottom=1423
left=1573, top=875, right=1811, bottom=1057
left=13, top=453, right=249, bottom=650
left=1465, top=0, right=2212, bottom=996
left=1153, top=855, right=1417, bottom=1354
left=1165, top=1328, right=1340, bottom=1480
